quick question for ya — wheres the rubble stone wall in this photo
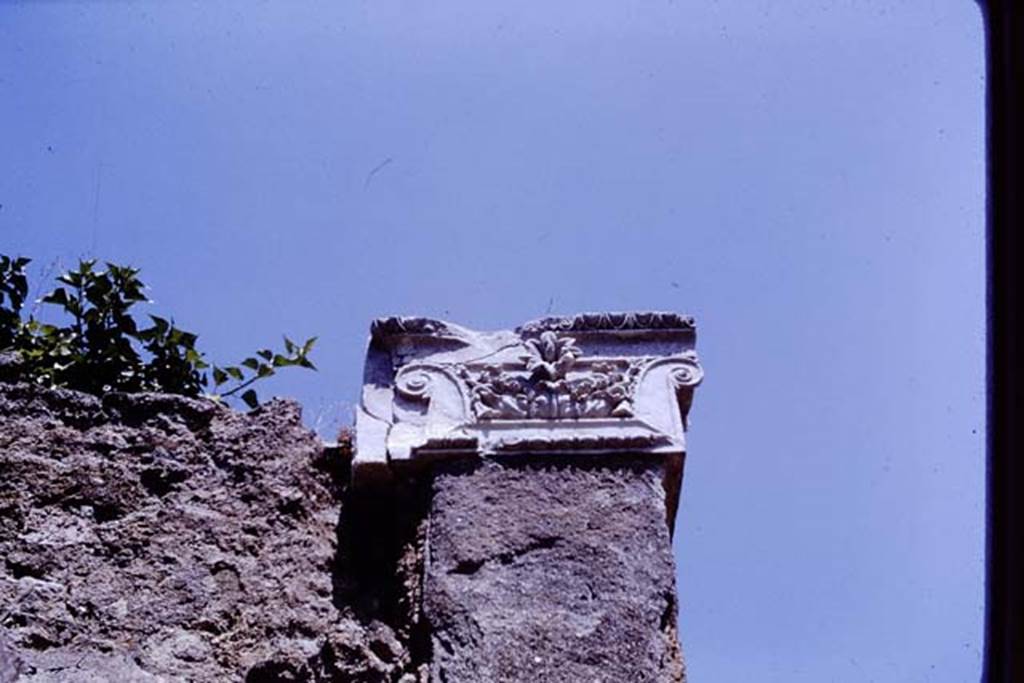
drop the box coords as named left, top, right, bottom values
left=0, top=382, right=422, bottom=682
left=0, top=380, right=686, bottom=682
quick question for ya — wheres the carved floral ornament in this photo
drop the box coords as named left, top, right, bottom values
left=356, top=313, right=703, bottom=487
left=394, top=330, right=702, bottom=423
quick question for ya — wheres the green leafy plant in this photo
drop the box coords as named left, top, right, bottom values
left=0, top=255, right=30, bottom=350
left=210, top=335, right=317, bottom=409
left=0, top=254, right=316, bottom=408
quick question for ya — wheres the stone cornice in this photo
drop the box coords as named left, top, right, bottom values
left=355, top=312, right=703, bottom=499
left=369, top=316, right=453, bottom=340
left=517, top=311, right=696, bottom=335
left=369, top=311, right=695, bottom=342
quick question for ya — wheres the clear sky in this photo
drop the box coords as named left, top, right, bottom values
left=1, top=2, right=985, bottom=680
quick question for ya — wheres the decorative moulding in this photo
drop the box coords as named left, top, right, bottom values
left=354, top=312, right=702, bottom=519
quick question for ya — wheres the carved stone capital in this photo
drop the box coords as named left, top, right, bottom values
left=354, top=312, right=702, bottom=521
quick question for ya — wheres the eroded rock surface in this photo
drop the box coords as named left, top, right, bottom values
left=424, top=457, right=686, bottom=683
left=1, top=374, right=689, bottom=682
left=0, top=382, right=421, bottom=682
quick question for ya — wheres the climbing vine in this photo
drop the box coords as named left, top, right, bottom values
left=0, top=254, right=315, bottom=408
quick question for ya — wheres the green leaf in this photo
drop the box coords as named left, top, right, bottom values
left=241, top=389, right=259, bottom=409
left=41, top=288, right=69, bottom=305
left=2, top=253, right=318, bottom=403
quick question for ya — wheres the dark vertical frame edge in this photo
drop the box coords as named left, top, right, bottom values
left=982, top=1, right=1022, bottom=681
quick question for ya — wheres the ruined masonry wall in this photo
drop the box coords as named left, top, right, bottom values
left=0, top=381, right=420, bottom=682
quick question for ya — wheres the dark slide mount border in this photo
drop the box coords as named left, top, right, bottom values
left=983, top=1, right=1023, bottom=681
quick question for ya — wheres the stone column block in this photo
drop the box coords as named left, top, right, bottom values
left=354, top=312, right=702, bottom=682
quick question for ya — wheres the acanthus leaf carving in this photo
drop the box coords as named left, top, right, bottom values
left=521, top=331, right=581, bottom=381
left=456, top=332, right=646, bottom=421
left=356, top=312, right=702, bottom=502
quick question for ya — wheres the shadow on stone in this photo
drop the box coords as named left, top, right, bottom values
left=332, top=477, right=433, bottom=676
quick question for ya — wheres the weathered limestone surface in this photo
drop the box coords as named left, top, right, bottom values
left=425, top=457, right=684, bottom=683
left=0, top=380, right=423, bottom=682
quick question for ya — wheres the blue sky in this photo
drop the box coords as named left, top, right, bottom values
left=1, top=2, right=985, bottom=680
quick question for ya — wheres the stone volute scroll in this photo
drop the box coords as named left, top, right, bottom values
left=353, top=311, right=703, bottom=527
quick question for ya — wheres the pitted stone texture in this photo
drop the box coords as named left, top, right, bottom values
left=0, top=382, right=415, bottom=682
left=424, top=457, right=685, bottom=683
